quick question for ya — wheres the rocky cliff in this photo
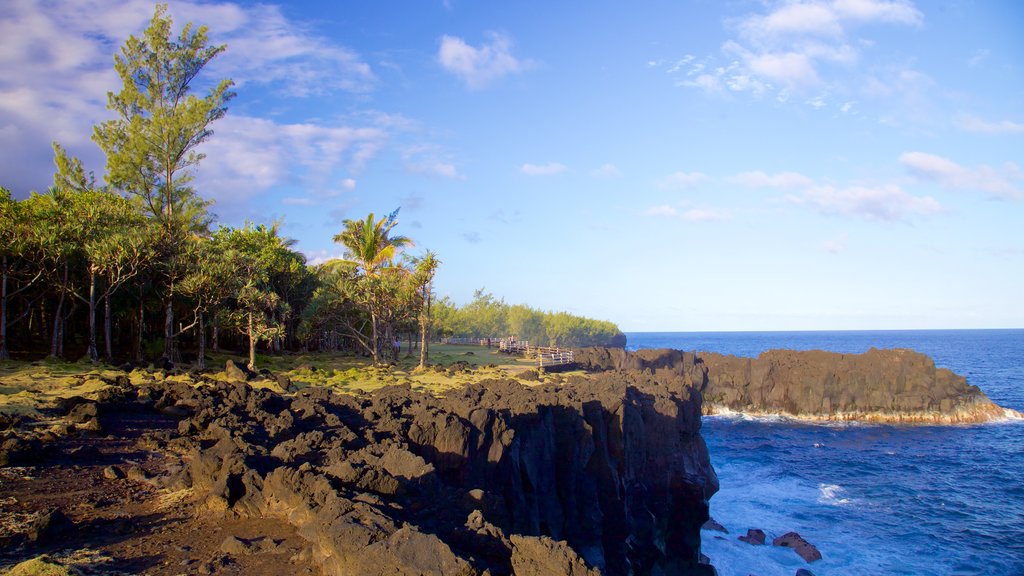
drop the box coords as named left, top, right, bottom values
left=150, top=371, right=717, bottom=575
left=574, top=347, right=1015, bottom=423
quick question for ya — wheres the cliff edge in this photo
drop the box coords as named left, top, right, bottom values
left=155, top=371, right=717, bottom=575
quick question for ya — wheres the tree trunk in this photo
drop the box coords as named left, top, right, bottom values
left=103, top=288, right=113, bottom=361
left=196, top=309, right=206, bottom=370
left=49, top=264, right=68, bottom=358
left=418, top=288, right=431, bottom=370
left=163, top=297, right=174, bottom=362
left=0, top=256, right=9, bottom=361
left=87, top=268, right=98, bottom=363
left=247, top=310, right=256, bottom=371
left=134, top=294, right=144, bottom=363
left=370, top=309, right=379, bottom=365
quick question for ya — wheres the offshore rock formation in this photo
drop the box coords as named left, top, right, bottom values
left=573, top=347, right=1016, bottom=424
left=146, top=372, right=717, bottom=576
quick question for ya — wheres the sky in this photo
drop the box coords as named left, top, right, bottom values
left=2, top=0, right=1023, bottom=331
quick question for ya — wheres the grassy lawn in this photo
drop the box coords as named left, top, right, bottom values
left=0, top=344, right=588, bottom=414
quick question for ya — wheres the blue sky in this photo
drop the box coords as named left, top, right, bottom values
left=2, top=0, right=1022, bottom=331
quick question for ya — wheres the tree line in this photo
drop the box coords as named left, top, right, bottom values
left=432, top=289, right=626, bottom=348
left=0, top=5, right=623, bottom=370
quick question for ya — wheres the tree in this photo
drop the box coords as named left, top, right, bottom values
left=412, top=252, right=440, bottom=369
left=0, top=188, right=41, bottom=360
left=215, top=223, right=293, bottom=371
left=332, top=210, right=413, bottom=365
left=93, top=3, right=234, bottom=362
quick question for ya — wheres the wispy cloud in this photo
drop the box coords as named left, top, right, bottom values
left=732, top=167, right=942, bottom=221
left=196, top=115, right=387, bottom=215
left=900, top=152, right=1023, bottom=200
left=644, top=204, right=728, bottom=222
left=656, top=171, right=708, bottom=189
left=794, top=183, right=942, bottom=221
left=438, top=32, right=528, bottom=89
left=955, top=114, right=1024, bottom=135
left=521, top=162, right=566, bottom=176
left=730, top=170, right=814, bottom=189
left=823, top=233, right=849, bottom=253
left=592, top=163, right=622, bottom=178
left=666, top=0, right=923, bottom=103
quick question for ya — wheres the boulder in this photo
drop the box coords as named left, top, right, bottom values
left=509, top=534, right=601, bottom=576
left=224, top=359, right=254, bottom=382
left=702, top=518, right=728, bottom=533
left=738, top=528, right=766, bottom=545
left=773, top=531, right=822, bottom=563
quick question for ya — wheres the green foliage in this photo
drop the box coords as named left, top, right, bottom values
left=435, top=288, right=625, bottom=347
left=92, top=3, right=233, bottom=224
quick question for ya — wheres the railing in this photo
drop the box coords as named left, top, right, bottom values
left=538, top=350, right=575, bottom=368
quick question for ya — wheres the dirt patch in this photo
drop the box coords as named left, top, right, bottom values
left=0, top=407, right=317, bottom=575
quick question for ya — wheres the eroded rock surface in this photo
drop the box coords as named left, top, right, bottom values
left=574, top=347, right=1015, bottom=423
left=154, top=373, right=717, bottom=575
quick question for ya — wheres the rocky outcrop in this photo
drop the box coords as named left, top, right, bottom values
left=575, top=347, right=1016, bottom=424
left=701, top=348, right=1015, bottom=423
left=151, top=372, right=717, bottom=575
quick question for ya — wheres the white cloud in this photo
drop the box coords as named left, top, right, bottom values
left=900, top=152, right=1023, bottom=200
left=730, top=170, right=814, bottom=189
left=410, top=162, right=462, bottom=179
left=832, top=0, right=923, bottom=25
left=521, top=162, right=566, bottom=176
left=796, top=183, right=942, bottom=221
left=673, top=0, right=922, bottom=99
left=0, top=0, right=378, bottom=196
left=438, top=33, right=527, bottom=89
left=823, top=233, right=849, bottom=253
left=645, top=205, right=728, bottom=222
left=195, top=115, right=387, bottom=214
left=681, top=208, right=729, bottom=222
left=955, top=115, right=1024, bottom=135
left=657, top=171, right=708, bottom=189
left=645, top=205, right=678, bottom=217
left=592, top=163, right=622, bottom=178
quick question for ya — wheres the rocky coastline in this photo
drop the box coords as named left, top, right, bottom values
left=573, top=346, right=1019, bottom=424
left=0, top=365, right=718, bottom=576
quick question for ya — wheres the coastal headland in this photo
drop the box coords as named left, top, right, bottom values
left=2, top=344, right=1016, bottom=574
left=574, top=346, right=1019, bottom=424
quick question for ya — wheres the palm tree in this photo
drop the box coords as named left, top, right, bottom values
left=333, top=210, right=412, bottom=364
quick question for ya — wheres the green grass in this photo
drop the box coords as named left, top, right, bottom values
left=0, top=344, right=581, bottom=414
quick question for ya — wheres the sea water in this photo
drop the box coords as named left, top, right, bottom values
left=626, top=330, right=1024, bottom=576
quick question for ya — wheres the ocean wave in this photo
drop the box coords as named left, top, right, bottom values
left=818, top=483, right=853, bottom=506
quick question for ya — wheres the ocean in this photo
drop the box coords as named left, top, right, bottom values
left=625, top=330, right=1024, bottom=576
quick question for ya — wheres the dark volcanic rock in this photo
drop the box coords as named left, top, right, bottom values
left=576, top=346, right=1013, bottom=423
left=738, top=528, right=766, bottom=545
left=772, top=531, right=822, bottom=563
left=225, top=359, right=255, bottom=382
left=509, top=534, right=601, bottom=576
left=701, top=348, right=1010, bottom=422
left=156, top=372, right=716, bottom=575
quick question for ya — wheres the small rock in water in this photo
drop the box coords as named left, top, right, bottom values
left=796, top=569, right=816, bottom=576
left=773, top=531, right=822, bottom=563
left=738, top=528, right=766, bottom=545
left=702, top=518, right=728, bottom=533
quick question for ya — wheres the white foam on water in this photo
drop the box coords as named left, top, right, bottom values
left=818, top=483, right=852, bottom=506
